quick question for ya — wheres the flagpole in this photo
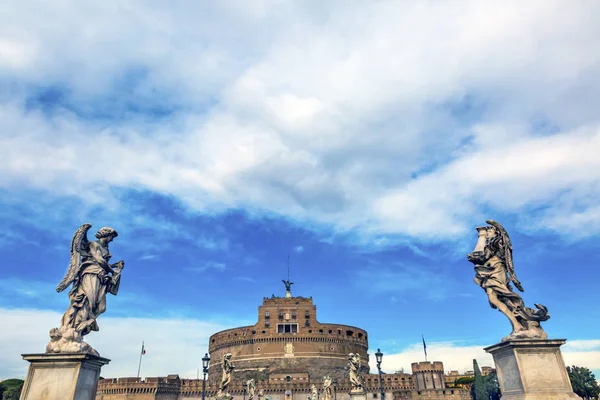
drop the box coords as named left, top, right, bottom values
left=422, top=334, right=427, bottom=362
left=137, top=341, right=144, bottom=378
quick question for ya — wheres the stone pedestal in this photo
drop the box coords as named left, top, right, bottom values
left=484, top=339, right=578, bottom=400
left=350, top=391, right=366, bottom=400
left=20, top=353, right=110, bottom=400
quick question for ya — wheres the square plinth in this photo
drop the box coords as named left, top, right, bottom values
left=20, top=353, right=110, bottom=400
left=350, top=391, right=367, bottom=400
left=484, top=339, right=578, bottom=400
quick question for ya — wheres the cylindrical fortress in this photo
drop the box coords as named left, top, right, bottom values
left=208, top=295, right=369, bottom=384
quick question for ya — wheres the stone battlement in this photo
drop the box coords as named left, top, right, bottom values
left=411, top=362, right=444, bottom=373
left=97, top=376, right=181, bottom=399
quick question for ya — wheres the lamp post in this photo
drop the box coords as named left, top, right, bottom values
left=243, top=381, right=248, bottom=400
left=202, top=353, right=210, bottom=400
left=332, top=378, right=337, bottom=400
left=375, top=348, right=384, bottom=400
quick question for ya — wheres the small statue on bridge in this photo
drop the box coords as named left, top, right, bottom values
left=247, top=379, right=256, bottom=400
left=348, top=353, right=365, bottom=393
left=322, top=376, right=333, bottom=400
left=217, top=353, right=235, bottom=398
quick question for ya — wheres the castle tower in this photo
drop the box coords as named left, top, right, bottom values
left=207, top=283, right=369, bottom=384
left=411, top=361, right=445, bottom=390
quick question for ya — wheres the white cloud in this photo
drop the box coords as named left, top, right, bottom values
left=0, top=38, right=36, bottom=69
left=185, top=261, right=227, bottom=273
left=1, top=1, right=600, bottom=241
left=370, top=339, right=600, bottom=376
left=373, top=126, right=600, bottom=237
left=0, top=308, right=227, bottom=380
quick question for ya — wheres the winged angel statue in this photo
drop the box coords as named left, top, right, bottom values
left=348, top=353, right=365, bottom=393
left=46, top=223, right=124, bottom=356
left=467, top=220, right=549, bottom=341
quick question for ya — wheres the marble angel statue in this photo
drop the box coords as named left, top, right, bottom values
left=47, top=224, right=124, bottom=355
left=247, top=379, right=256, bottom=400
left=322, top=376, right=333, bottom=400
left=348, top=353, right=365, bottom=393
left=467, top=220, right=550, bottom=341
left=310, top=384, right=318, bottom=400
left=218, top=353, right=235, bottom=397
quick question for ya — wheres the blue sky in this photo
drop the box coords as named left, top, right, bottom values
left=1, top=0, right=600, bottom=381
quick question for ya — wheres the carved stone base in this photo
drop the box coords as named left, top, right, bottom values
left=484, top=339, right=578, bottom=400
left=20, top=353, right=110, bottom=400
left=502, top=325, right=548, bottom=342
left=350, top=390, right=367, bottom=400
left=46, top=327, right=99, bottom=356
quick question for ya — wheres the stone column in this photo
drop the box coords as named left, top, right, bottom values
left=19, top=353, right=110, bottom=400
left=484, top=339, right=578, bottom=400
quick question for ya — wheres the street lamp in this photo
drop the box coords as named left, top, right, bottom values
left=332, top=378, right=337, bottom=400
left=243, top=381, right=248, bottom=400
left=375, top=349, right=384, bottom=400
left=202, top=353, right=210, bottom=400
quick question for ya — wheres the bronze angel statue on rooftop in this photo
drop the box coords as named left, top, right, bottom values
left=467, top=220, right=549, bottom=341
left=46, top=223, right=124, bottom=356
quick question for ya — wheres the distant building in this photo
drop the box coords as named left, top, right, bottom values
left=97, top=284, right=472, bottom=400
left=443, top=366, right=495, bottom=391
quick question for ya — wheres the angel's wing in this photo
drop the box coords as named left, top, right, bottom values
left=56, top=223, right=92, bottom=292
left=486, top=219, right=524, bottom=292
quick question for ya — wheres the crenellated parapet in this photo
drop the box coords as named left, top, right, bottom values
left=96, top=376, right=181, bottom=399
left=411, top=362, right=444, bottom=373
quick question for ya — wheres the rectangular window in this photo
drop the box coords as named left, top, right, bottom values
left=291, top=312, right=296, bottom=320
left=305, top=311, right=310, bottom=318
left=305, top=320, right=310, bottom=327
left=277, top=323, right=298, bottom=334
left=265, top=312, right=270, bottom=318
left=279, top=312, right=284, bottom=320
left=265, top=322, right=270, bottom=328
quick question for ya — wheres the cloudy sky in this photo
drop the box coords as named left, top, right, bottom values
left=1, top=0, right=599, bottom=381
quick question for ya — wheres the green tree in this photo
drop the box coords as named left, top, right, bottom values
left=483, top=370, right=501, bottom=400
left=567, top=366, right=600, bottom=400
left=471, top=359, right=487, bottom=400
left=0, top=379, right=24, bottom=400
left=455, top=376, right=475, bottom=385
